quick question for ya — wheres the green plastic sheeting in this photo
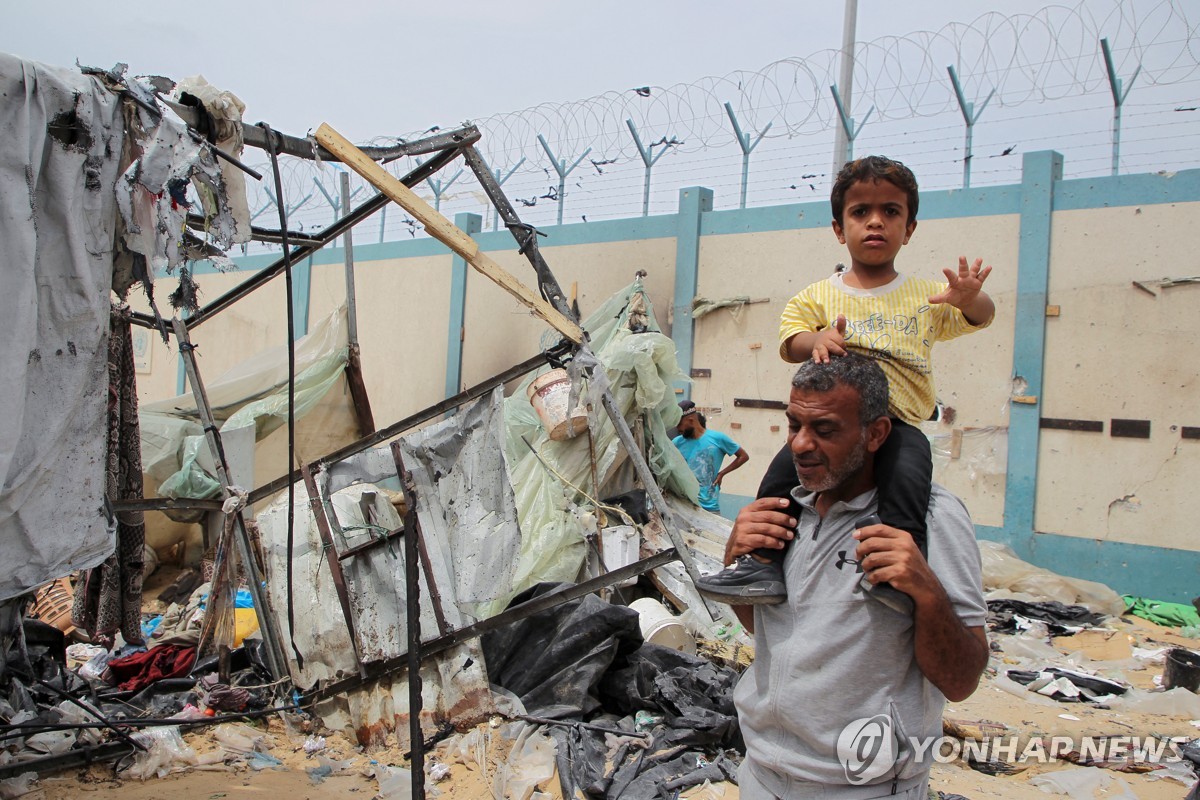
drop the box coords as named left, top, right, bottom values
left=490, top=279, right=699, bottom=614
left=141, top=308, right=349, bottom=501
left=1123, top=596, right=1200, bottom=629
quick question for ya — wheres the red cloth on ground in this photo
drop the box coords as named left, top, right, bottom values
left=107, top=644, right=197, bottom=693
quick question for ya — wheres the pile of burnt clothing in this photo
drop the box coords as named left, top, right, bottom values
left=987, top=599, right=1106, bottom=636
left=482, top=583, right=742, bottom=800
left=0, top=616, right=276, bottom=772
left=1005, top=666, right=1128, bottom=703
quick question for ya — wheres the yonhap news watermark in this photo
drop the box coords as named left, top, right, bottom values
left=837, top=715, right=1190, bottom=785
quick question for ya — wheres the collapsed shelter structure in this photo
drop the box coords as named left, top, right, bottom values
left=0, top=52, right=750, bottom=795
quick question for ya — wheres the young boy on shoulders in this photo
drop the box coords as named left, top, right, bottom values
left=697, top=155, right=994, bottom=605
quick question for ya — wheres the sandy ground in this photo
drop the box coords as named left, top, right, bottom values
left=27, top=588, right=1200, bottom=800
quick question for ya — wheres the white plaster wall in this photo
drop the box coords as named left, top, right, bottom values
left=1037, top=201, right=1200, bottom=550
left=309, top=253, right=453, bottom=428
left=126, top=195, right=1200, bottom=557
left=460, top=238, right=677, bottom=387
left=129, top=270, right=291, bottom=405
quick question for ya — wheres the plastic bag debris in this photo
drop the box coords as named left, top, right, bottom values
left=0, top=772, right=37, bottom=800
left=987, top=599, right=1105, bottom=635
left=212, top=722, right=274, bottom=754
left=1006, top=667, right=1128, bottom=702
left=123, top=726, right=199, bottom=780
left=493, top=722, right=557, bottom=800
left=980, top=542, right=1125, bottom=616
left=1029, top=766, right=1138, bottom=799
left=481, top=584, right=643, bottom=719
left=303, top=735, right=327, bottom=754
left=436, top=727, right=491, bottom=773
left=374, top=764, right=413, bottom=799
left=307, top=764, right=333, bottom=784
left=315, top=754, right=354, bottom=773
left=997, top=622, right=1065, bottom=662
left=1111, top=687, right=1200, bottom=717
left=428, top=762, right=451, bottom=782
left=248, top=752, right=284, bottom=771
left=22, top=730, right=75, bottom=757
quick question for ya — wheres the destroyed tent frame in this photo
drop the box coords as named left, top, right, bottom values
left=83, top=103, right=721, bottom=792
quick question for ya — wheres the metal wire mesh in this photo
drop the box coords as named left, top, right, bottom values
left=234, top=0, right=1199, bottom=249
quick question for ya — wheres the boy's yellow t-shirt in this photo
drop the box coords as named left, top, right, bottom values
left=778, top=271, right=991, bottom=425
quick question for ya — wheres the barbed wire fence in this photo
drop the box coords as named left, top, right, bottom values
left=239, top=0, right=1199, bottom=251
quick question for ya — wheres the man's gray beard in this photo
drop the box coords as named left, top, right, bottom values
left=795, top=432, right=868, bottom=493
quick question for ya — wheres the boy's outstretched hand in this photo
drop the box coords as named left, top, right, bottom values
left=928, top=257, right=995, bottom=325
left=810, top=314, right=848, bottom=363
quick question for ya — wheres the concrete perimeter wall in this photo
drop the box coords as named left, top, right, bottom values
left=132, top=152, right=1200, bottom=601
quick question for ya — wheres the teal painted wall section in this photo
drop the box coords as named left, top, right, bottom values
left=292, top=256, right=312, bottom=340
left=672, top=187, right=713, bottom=397
left=1005, top=151, right=1062, bottom=534
left=446, top=213, right=481, bottom=400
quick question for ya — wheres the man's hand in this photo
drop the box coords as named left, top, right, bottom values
left=724, top=497, right=796, bottom=566
left=928, top=257, right=995, bottom=325
left=854, top=520, right=988, bottom=701
left=853, top=521, right=935, bottom=602
left=810, top=314, right=848, bottom=363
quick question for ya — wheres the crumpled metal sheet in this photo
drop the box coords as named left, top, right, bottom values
left=256, top=390, right=518, bottom=744
left=400, top=387, right=524, bottom=618
left=312, top=643, right=496, bottom=750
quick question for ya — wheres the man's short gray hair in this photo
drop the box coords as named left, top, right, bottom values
left=791, top=354, right=890, bottom=425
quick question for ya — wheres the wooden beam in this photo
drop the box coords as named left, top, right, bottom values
left=314, top=124, right=584, bottom=344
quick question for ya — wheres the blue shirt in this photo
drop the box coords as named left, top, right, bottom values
left=672, top=429, right=741, bottom=512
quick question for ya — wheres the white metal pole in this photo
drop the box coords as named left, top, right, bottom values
left=832, top=0, right=859, bottom=173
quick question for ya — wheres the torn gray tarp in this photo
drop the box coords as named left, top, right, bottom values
left=399, top=388, right=525, bottom=618
left=0, top=53, right=125, bottom=601
left=113, top=67, right=239, bottom=304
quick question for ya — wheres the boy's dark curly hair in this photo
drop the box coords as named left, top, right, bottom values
left=830, top=156, right=919, bottom=226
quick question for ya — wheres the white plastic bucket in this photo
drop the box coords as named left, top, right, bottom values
left=601, top=525, right=639, bottom=587
left=629, top=598, right=696, bottom=654
left=526, top=368, right=589, bottom=441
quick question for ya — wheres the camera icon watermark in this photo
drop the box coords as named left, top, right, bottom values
left=836, top=715, right=898, bottom=785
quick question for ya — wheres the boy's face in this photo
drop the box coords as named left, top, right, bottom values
left=832, top=178, right=917, bottom=273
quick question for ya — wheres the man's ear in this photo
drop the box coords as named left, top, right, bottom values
left=902, top=219, right=917, bottom=244
left=865, top=416, right=892, bottom=454
left=832, top=219, right=846, bottom=244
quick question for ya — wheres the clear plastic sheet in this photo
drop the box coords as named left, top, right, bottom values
left=141, top=307, right=350, bottom=501
left=495, top=281, right=699, bottom=614
left=979, top=541, right=1126, bottom=616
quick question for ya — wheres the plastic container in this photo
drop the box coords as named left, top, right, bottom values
left=629, top=598, right=695, bottom=654
left=600, top=526, right=638, bottom=587
left=1164, top=648, right=1200, bottom=692
left=526, top=369, right=588, bottom=441
left=30, top=577, right=75, bottom=635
